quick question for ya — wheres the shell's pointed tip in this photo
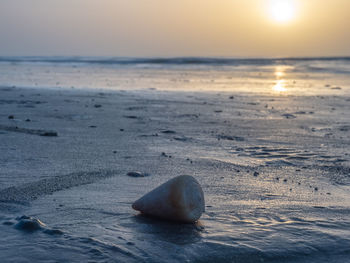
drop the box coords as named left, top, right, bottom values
left=131, top=201, right=139, bottom=211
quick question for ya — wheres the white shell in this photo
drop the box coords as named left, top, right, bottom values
left=132, top=175, right=205, bottom=223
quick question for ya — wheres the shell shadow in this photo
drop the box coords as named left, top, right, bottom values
left=132, top=214, right=204, bottom=245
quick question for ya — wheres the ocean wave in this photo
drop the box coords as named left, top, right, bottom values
left=0, top=56, right=350, bottom=66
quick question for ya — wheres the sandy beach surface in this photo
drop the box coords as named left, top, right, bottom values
left=0, top=58, right=350, bottom=262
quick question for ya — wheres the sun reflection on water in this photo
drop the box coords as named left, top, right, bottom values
left=275, top=71, right=285, bottom=78
left=273, top=67, right=288, bottom=93
left=273, top=80, right=287, bottom=92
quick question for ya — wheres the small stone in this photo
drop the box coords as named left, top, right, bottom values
left=8, top=115, right=14, bottom=119
left=127, top=171, right=150, bottom=177
left=40, top=131, right=58, bottom=137
left=253, top=171, right=259, bottom=177
left=123, top=115, right=137, bottom=119
left=14, top=216, right=45, bottom=232
left=282, top=113, right=296, bottom=119
left=161, top=130, right=176, bottom=134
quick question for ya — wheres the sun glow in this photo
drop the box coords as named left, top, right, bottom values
left=269, top=0, right=296, bottom=23
left=273, top=66, right=289, bottom=92
left=273, top=80, right=287, bottom=92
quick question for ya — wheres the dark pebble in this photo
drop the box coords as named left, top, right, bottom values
left=14, top=216, right=45, bottom=232
left=253, top=171, right=259, bottom=177
left=40, top=131, right=58, bottom=137
left=161, top=130, right=176, bottom=134
left=123, top=115, right=138, bottom=119
left=8, top=115, right=14, bottom=119
left=127, top=171, right=150, bottom=177
left=282, top=113, right=296, bottom=119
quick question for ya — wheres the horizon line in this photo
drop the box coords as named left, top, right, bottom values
left=1, top=55, right=350, bottom=62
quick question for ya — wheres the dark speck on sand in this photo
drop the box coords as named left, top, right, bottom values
left=161, top=130, right=176, bottom=134
left=127, top=171, right=150, bottom=177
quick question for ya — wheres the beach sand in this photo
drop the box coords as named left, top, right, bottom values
left=0, top=60, right=350, bottom=262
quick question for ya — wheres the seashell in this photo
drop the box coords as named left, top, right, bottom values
left=132, top=175, right=205, bottom=223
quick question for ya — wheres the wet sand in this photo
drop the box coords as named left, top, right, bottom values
left=0, top=83, right=349, bottom=262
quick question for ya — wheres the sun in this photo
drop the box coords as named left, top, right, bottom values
left=269, top=0, right=296, bottom=23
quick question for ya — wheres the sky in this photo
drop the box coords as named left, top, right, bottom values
left=0, top=0, right=349, bottom=57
